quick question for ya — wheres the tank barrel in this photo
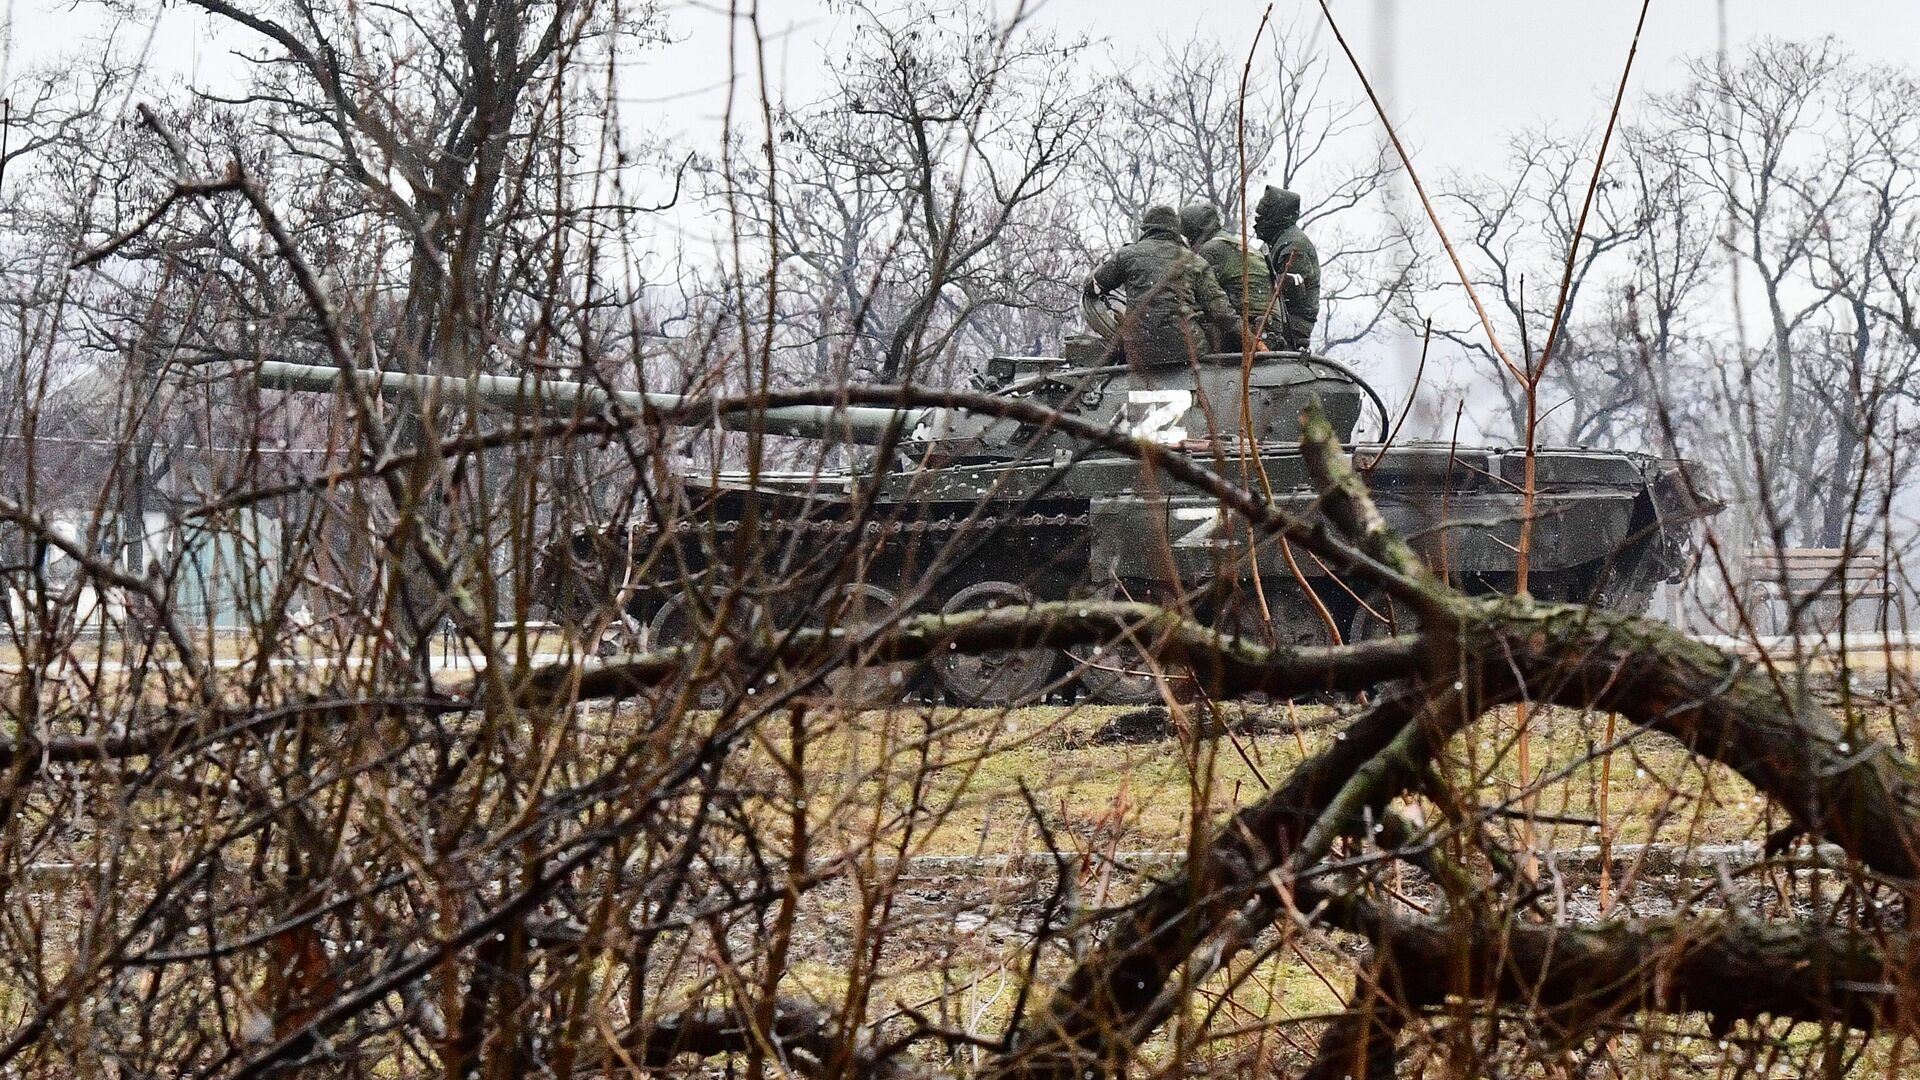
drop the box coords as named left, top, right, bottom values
left=253, top=360, right=933, bottom=445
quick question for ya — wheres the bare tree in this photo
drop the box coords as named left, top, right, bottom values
left=1428, top=130, right=1649, bottom=443
left=720, top=0, right=1098, bottom=383
left=4, top=6, right=1920, bottom=1080
left=1653, top=39, right=1920, bottom=549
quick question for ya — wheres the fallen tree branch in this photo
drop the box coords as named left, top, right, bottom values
left=982, top=403, right=1920, bottom=1077
left=501, top=600, right=1428, bottom=709
left=616, top=1000, right=924, bottom=1080
left=984, top=686, right=1438, bottom=1080
left=1472, top=604, right=1920, bottom=882
left=1343, top=897, right=1918, bottom=1042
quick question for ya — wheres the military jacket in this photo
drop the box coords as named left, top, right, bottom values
left=1196, top=231, right=1278, bottom=322
left=1264, top=225, right=1321, bottom=348
left=1088, top=231, right=1238, bottom=362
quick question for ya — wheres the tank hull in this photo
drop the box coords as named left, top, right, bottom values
left=549, top=441, right=1710, bottom=703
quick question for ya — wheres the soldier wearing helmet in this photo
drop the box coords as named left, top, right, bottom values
left=1084, top=205, right=1244, bottom=365
left=1179, top=201, right=1280, bottom=349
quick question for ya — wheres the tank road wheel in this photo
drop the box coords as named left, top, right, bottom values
left=812, top=582, right=922, bottom=711
left=649, top=590, right=759, bottom=710
left=1218, top=582, right=1337, bottom=651
left=1067, top=580, right=1195, bottom=706
left=1214, top=581, right=1337, bottom=701
left=932, top=581, right=1059, bottom=707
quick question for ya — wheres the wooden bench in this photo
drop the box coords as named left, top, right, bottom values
left=1744, top=547, right=1891, bottom=633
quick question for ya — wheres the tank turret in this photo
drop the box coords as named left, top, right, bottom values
left=948, top=346, right=1384, bottom=458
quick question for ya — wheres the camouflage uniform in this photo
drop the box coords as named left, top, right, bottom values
left=1179, top=202, right=1280, bottom=348
left=1253, top=186, right=1320, bottom=351
left=1085, top=205, right=1242, bottom=364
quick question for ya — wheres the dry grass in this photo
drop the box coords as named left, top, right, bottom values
left=748, top=699, right=1793, bottom=862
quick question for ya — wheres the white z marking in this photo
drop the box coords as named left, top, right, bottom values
left=1125, top=389, right=1193, bottom=445
left=1172, top=506, right=1223, bottom=548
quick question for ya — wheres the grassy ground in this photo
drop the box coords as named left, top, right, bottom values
left=760, top=699, right=1792, bottom=863
left=736, top=695, right=1910, bottom=1076
left=6, top=678, right=1904, bottom=1075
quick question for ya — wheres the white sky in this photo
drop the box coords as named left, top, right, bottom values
left=9, top=0, right=1918, bottom=218
left=7, top=0, right=1920, bottom=432
left=12, top=0, right=1920, bottom=172
left=644, top=0, right=1920, bottom=176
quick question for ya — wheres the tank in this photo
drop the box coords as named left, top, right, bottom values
left=254, top=346, right=1717, bottom=706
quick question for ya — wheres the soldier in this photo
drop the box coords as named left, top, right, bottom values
left=1253, top=186, right=1321, bottom=351
left=1085, top=204, right=1243, bottom=364
left=1179, top=201, right=1280, bottom=348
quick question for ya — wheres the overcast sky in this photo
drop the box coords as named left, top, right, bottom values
left=8, top=0, right=1919, bottom=200
left=13, top=1, right=1920, bottom=160
left=7, top=0, right=1919, bottom=423
left=630, top=0, right=1919, bottom=408
left=644, top=0, right=1920, bottom=175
